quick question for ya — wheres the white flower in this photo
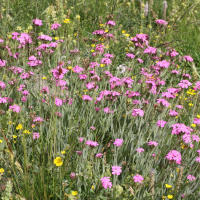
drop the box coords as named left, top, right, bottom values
left=117, top=65, right=127, bottom=73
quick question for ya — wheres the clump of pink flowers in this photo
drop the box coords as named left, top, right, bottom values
left=111, top=166, right=122, bottom=175
left=113, top=139, right=123, bottom=147
left=165, top=150, right=182, bottom=164
left=156, top=19, right=168, bottom=26
left=133, top=174, right=144, bottom=183
left=101, top=177, right=112, bottom=189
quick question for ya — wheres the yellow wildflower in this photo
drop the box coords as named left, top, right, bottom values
left=122, top=30, right=125, bottom=34
left=189, top=103, right=193, bottom=106
left=125, top=34, right=130, bottom=37
left=197, top=115, right=200, bottom=118
left=16, top=124, right=23, bottom=130
left=63, top=19, right=70, bottom=24
left=100, top=64, right=105, bottom=67
left=165, top=184, right=172, bottom=189
left=54, top=37, right=59, bottom=40
left=23, top=130, right=30, bottom=134
left=61, top=151, right=66, bottom=154
left=91, top=44, right=95, bottom=47
left=67, top=66, right=72, bottom=70
left=176, top=168, right=180, bottom=173
left=0, top=140, right=2, bottom=143
left=191, top=124, right=196, bottom=127
left=72, top=191, right=78, bottom=196
left=91, top=50, right=94, bottom=52
left=42, top=77, right=47, bottom=80
left=167, top=195, right=173, bottom=199
left=0, top=168, right=4, bottom=173
left=31, top=124, right=35, bottom=128
left=91, top=185, right=95, bottom=189
left=54, top=157, right=63, bottom=166
left=105, top=30, right=109, bottom=33
left=13, top=135, right=17, bottom=139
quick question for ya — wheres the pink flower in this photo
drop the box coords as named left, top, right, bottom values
left=171, top=70, right=180, bottom=74
left=101, top=177, right=112, bottom=189
left=183, top=74, right=191, bottom=79
left=137, top=58, right=143, bottom=63
left=104, top=53, right=113, bottom=58
left=182, top=194, right=186, bottom=197
left=156, top=19, right=168, bottom=26
left=156, top=60, right=170, bottom=68
left=101, top=58, right=112, bottom=65
left=0, top=39, right=4, bottom=43
left=32, top=19, right=43, bottom=26
left=104, top=107, right=113, bottom=114
left=96, top=153, right=103, bottom=158
left=33, top=132, right=40, bottom=139
left=196, top=157, right=200, bottom=163
left=55, top=98, right=62, bottom=106
left=90, top=127, right=96, bottom=130
left=92, top=30, right=106, bottom=35
left=143, top=47, right=157, bottom=54
left=183, top=55, right=193, bottom=62
left=41, top=87, right=49, bottom=93
left=70, top=172, right=76, bottom=179
left=152, top=154, right=156, bottom=157
left=9, top=105, right=21, bottom=113
left=111, top=166, right=122, bottom=175
left=78, top=137, right=84, bottom=142
left=148, top=141, right=158, bottom=146
left=86, top=82, right=95, bottom=89
left=33, top=117, right=44, bottom=122
left=126, top=53, right=135, bottom=58
left=157, top=120, right=167, bottom=128
left=73, top=65, right=84, bottom=73
left=76, top=151, right=82, bottom=155
left=106, top=21, right=115, bottom=26
left=0, top=59, right=6, bottom=67
left=197, top=150, right=200, bottom=155
left=136, top=148, right=144, bottom=153
left=113, top=139, right=123, bottom=147
left=79, top=74, right=87, bottom=80
left=169, top=110, right=178, bottom=116
left=51, top=23, right=61, bottom=30
left=95, top=107, right=100, bottom=112
left=192, top=135, right=200, bottom=142
left=0, top=81, right=6, bottom=90
left=165, top=150, right=182, bottom=164
left=133, top=174, right=144, bottom=183
left=178, top=80, right=192, bottom=89
left=156, top=99, right=170, bottom=107
left=86, top=140, right=99, bottom=147
left=37, top=35, right=52, bottom=41
left=82, top=95, right=92, bottom=101
left=176, top=105, right=183, bottom=109
left=187, top=175, right=196, bottom=181
left=132, top=109, right=144, bottom=117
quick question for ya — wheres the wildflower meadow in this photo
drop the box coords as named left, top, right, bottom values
left=0, top=0, right=200, bottom=199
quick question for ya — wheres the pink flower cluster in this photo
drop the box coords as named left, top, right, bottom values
left=101, top=177, right=112, bottom=189
left=165, top=150, right=182, bottom=164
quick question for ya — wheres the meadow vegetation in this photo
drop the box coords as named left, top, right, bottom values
left=0, top=0, right=200, bottom=199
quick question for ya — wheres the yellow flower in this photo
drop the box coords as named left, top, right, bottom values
left=61, top=151, right=65, bottom=154
left=105, top=30, right=109, bottom=33
left=54, top=157, right=63, bottom=166
left=125, top=34, right=130, bottom=37
left=54, top=37, right=59, bottom=40
left=167, top=195, right=173, bottom=199
left=63, top=19, right=70, bottom=24
left=122, top=114, right=126, bottom=117
left=122, top=30, right=125, bottom=34
left=175, top=94, right=178, bottom=96
left=165, top=184, right=172, bottom=189
left=8, top=121, right=13, bottom=124
left=189, top=103, right=193, bottom=106
left=162, top=196, right=166, bottom=199
left=171, top=174, right=173, bottom=177
left=91, top=185, right=95, bottom=189
left=72, top=191, right=78, bottom=196
left=99, top=24, right=103, bottom=26
left=0, top=168, right=4, bottom=173
left=67, top=66, right=72, bottom=70
left=42, top=77, right=47, bottom=80
left=76, top=15, right=80, bottom=19
left=8, top=35, right=12, bottom=39
left=0, top=140, right=2, bottom=143
left=176, top=168, right=180, bottom=173
left=91, top=44, right=95, bottom=47
left=100, top=64, right=105, bottom=67
left=197, top=115, right=200, bottom=118
left=23, top=130, right=30, bottom=134
left=28, top=25, right=33, bottom=30
left=16, top=124, right=23, bottom=130
left=31, top=124, right=35, bottom=128
left=13, top=135, right=17, bottom=139
left=91, top=50, right=94, bottom=52
left=191, top=124, right=196, bottom=127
